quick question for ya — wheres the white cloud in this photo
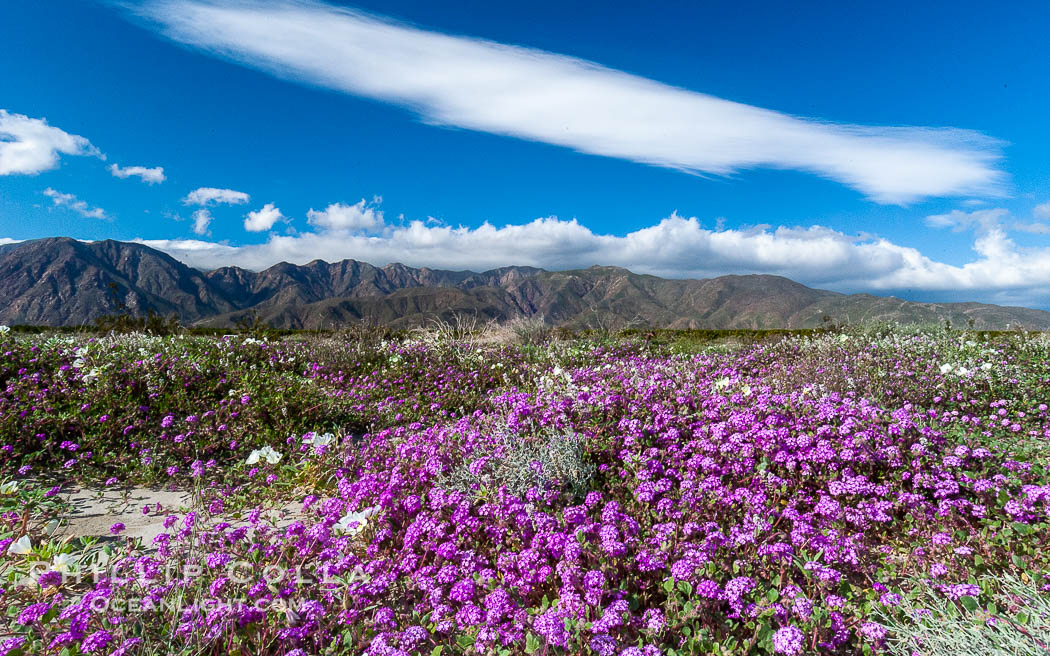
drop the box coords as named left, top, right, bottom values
left=183, top=187, right=250, bottom=206
left=1012, top=221, right=1050, bottom=235
left=0, top=109, right=102, bottom=175
left=244, top=203, right=285, bottom=232
left=130, top=0, right=1006, bottom=204
left=926, top=206, right=1050, bottom=236
left=135, top=210, right=1050, bottom=307
left=42, top=188, right=108, bottom=220
left=191, top=208, right=213, bottom=235
left=925, top=208, right=1009, bottom=233
left=0, top=238, right=22, bottom=246
left=306, top=199, right=383, bottom=231
left=109, top=163, right=166, bottom=184
left=1035, top=201, right=1050, bottom=220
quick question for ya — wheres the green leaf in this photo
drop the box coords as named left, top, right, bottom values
left=456, top=634, right=474, bottom=649
left=960, top=596, right=978, bottom=612
left=759, top=624, right=773, bottom=639
left=677, top=580, right=693, bottom=596
left=431, top=648, right=443, bottom=656
left=1012, top=522, right=1033, bottom=535
left=663, top=579, right=675, bottom=594
left=525, top=632, right=542, bottom=654
left=766, top=589, right=779, bottom=602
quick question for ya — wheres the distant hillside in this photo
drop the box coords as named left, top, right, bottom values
left=1, top=237, right=1048, bottom=330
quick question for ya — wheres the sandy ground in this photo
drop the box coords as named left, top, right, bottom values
left=53, top=486, right=306, bottom=546
left=55, top=486, right=193, bottom=544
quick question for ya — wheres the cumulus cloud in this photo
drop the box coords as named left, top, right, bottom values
left=129, top=0, right=1006, bottom=204
left=183, top=187, right=250, bottom=206
left=42, top=188, right=108, bottom=220
left=0, top=109, right=102, bottom=175
left=191, top=208, right=213, bottom=235
left=306, top=199, right=383, bottom=231
left=1035, top=201, right=1050, bottom=221
left=135, top=210, right=1050, bottom=308
left=244, top=203, right=285, bottom=232
left=110, top=163, right=166, bottom=184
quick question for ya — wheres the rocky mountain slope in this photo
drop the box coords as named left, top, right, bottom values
left=2, top=237, right=1048, bottom=330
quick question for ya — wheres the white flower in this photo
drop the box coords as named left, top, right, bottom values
left=52, top=552, right=77, bottom=573
left=0, top=480, right=18, bottom=495
left=956, top=366, right=971, bottom=377
left=303, top=432, right=335, bottom=446
left=0, top=325, right=10, bottom=334
left=980, top=362, right=993, bottom=371
left=939, top=364, right=953, bottom=374
left=335, top=506, right=378, bottom=536
left=283, top=606, right=300, bottom=624
left=7, top=535, right=32, bottom=555
left=245, top=445, right=282, bottom=465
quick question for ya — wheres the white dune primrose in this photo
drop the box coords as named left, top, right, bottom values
left=52, top=552, right=78, bottom=573
left=7, top=535, right=32, bottom=555
left=302, top=432, right=335, bottom=446
left=245, top=445, right=282, bottom=465
left=335, top=506, right=379, bottom=536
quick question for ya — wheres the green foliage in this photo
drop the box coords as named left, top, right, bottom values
left=871, top=574, right=1050, bottom=655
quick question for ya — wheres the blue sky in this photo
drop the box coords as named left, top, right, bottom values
left=2, top=0, right=1050, bottom=307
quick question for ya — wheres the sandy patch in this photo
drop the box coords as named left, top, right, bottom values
left=52, top=486, right=307, bottom=546
left=55, top=486, right=192, bottom=544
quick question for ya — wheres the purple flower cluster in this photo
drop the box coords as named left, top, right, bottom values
left=1, top=330, right=1048, bottom=654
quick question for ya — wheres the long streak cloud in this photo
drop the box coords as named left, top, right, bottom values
left=130, top=0, right=1005, bottom=203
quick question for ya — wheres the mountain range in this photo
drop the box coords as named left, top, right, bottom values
left=1, top=237, right=1048, bottom=330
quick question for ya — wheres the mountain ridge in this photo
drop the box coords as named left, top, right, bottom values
left=1, top=237, right=1048, bottom=330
